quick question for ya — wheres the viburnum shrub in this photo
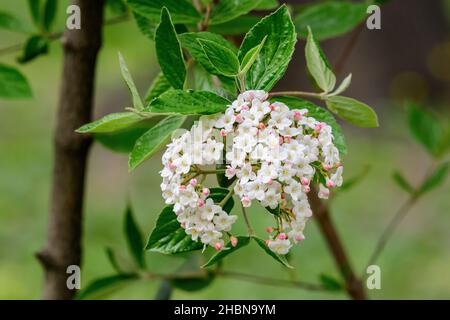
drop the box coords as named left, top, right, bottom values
left=78, top=4, right=378, bottom=267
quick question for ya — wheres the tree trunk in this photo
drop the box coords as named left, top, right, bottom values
left=37, top=0, right=105, bottom=300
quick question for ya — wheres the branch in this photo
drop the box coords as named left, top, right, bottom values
left=334, top=23, right=364, bottom=76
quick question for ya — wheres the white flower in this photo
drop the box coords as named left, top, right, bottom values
left=268, top=238, right=292, bottom=255
left=318, top=184, right=330, bottom=199
left=236, top=163, right=256, bottom=184
left=284, top=181, right=303, bottom=201
left=213, top=212, right=237, bottom=232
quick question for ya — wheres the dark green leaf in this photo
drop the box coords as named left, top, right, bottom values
left=238, top=5, right=297, bottom=91
left=0, top=64, right=32, bottom=99
left=208, top=187, right=235, bottom=213
left=118, top=52, right=144, bottom=110
left=406, top=103, right=445, bottom=158
left=124, top=206, right=146, bottom=268
left=252, top=236, right=293, bottom=268
left=256, top=0, right=279, bottom=10
left=105, top=247, right=124, bottom=273
left=146, top=205, right=203, bottom=254
left=210, top=0, right=262, bottom=25
left=28, top=0, right=41, bottom=27
left=17, top=35, right=49, bottom=64
left=155, top=8, right=186, bottom=89
left=76, top=112, right=144, bottom=133
left=294, top=2, right=366, bottom=40
left=128, top=0, right=201, bottom=24
left=419, top=162, right=449, bottom=195
left=145, top=73, right=172, bottom=104
left=326, top=96, right=379, bottom=128
left=319, top=273, right=343, bottom=291
left=146, top=90, right=230, bottom=115
left=94, top=127, right=150, bottom=153
left=133, top=12, right=159, bottom=41
left=239, top=36, right=266, bottom=75
left=272, top=96, right=347, bottom=155
left=265, top=205, right=280, bottom=216
left=43, top=0, right=57, bottom=31
left=76, top=274, right=137, bottom=300
left=129, top=116, right=186, bottom=170
left=0, top=11, right=28, bottom=32
left=392, top=171, right=415, bottom=195
left=305, top=27, right=335, bottom=92
left=198, top=39, right=240, bottom=77
left=202, top=236, right=251, bottom=268
left=107, top=0, right=128, bottom=14
left=208, top=15, right=261, bottom=36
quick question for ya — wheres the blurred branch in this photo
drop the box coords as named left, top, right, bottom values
left=154, top=280, right=173, bottom=300
left=334, top=23, right=364, bottom=76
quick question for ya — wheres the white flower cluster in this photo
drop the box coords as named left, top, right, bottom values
left=160, top=90, right=343, bottom=254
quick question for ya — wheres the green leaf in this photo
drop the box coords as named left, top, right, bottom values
left=326, top=96, right=379, bottom=128
left=76, top=274, right=137, bottom=300
left=171, top=254, right=215, bottom=291
left=94, top=127, right=151, bottom=153
left=28, top=0, right=41, bottom=27
left=238, top=5, right=297, bottom=91
left=76, top=112, right=144, bottom=133
left=129, top=116, right=186, bottom=170
left=305, top=26, right=336, bottom=93
left=118, top=52, right=144, bottom=110
left=256, top=0, right=279, bottom=10
left=294, top=2, right=366, bottom=40
left=319, top=273, right=343, bottom=291
left=146, top=90, right=230, bottom=115
left=128, top=0, right=201, bottom=24
left=107, top=0, right=128, bottom=14
left=105, top=247, right=125, bottom=273
left=216, top=164, right=236, bottom=188
left=0, top=11, right=28, bottom=32
left=252, top=236, right=293, bottom=268
left=406, top=103, right=445, bottom=158
left=145, top=73, right=172, bottom=104
left=179, top=32, right=237, bottom=76
left=272, top=96, right=347, bottom=155
left=208, top=15, right=262, bottom=36
left=146, top=205, right=203, bottom=254
left=210, top=0, right=262, bottom=25
left=208, top=187, right=235, bottom=213
left=329, top=74, right=352, bottom=97
left=202, top=236, right=251, bottom=268
left=392, top=171, right=415, bottom=195
left=133, top=12, right=159, bottom=41
left=265, top=205, right=280, bottom=216
left=198, top=39, right=240, bottom=77
left=0, top=64, right=32, bottom=99
left=239, top=36, right=266, bottom=75
left=17, top=35, right=49, bottom=64
left=43, top=0, right=57, bottom=31
left=124, top=205, right=146, bottom=269
left=155, top=8, right=186, bottom=89
left=418, top=162, right=449, bottom=196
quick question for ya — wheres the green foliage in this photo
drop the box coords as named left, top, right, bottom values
left=129, top=116, right=186, bottom=170
left=198, top=39, right=240, bottom=77
left=202, top=236, right=251, bottom=268
left=238, top=5, right=297, bottom=91
left=28, top=0, right=41, bottom=27
left=326, top=96, right=379, bottom=128
left=146, top=90, right=230, bottom=115
left=118, top=52, right=144, bottom=110
left=392, top=171, right=415, bottom=195
left=94, top=127, right=151, bottom=153
left=124, top=206, right=146, bottom=268
left=319, top=273, right=343, bottom=291
left=0, top=11, right=28, bottom=33
left=329, top=74, right=352, bottom=97
left=252, top=236, right=293, bottom=268
left=128, top=0, right=201, bottom=24
left=155, top=8, right=186, bottom=90
left=239, top=36, right=266, bottom=75
left=76, top=112, right=144, bottom=133
left=76, top=274, right=138, bottom=300
left=208, top=15, right=261, bottom=36
left=145, top=73, right=172, bottom=103
left=210, top=0, right=262, bottom=25
left=0, top=64, right=32, bottom=99
left=18, top=35, right=49, bottom=64
left=305, top=26, right=335, bottom=93
left=42, top=0, right=57, bottom=32
left=170, top=255, right=215, bottom=291
left=418, top=162, right=449, bottom=196
left=107, top=0, right=128, bottom=14
left=294, top=1, right=366, bottom=40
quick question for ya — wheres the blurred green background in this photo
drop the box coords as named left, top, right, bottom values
left=0, top=0, right=449, bottom=299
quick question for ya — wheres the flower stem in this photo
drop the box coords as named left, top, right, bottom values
left=219, top=183, right=236, bottom=207
left=241, top=203, right=254, bottom=236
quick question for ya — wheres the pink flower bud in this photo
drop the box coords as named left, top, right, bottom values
left=295, top=234, right=305, bottom=242
left=202, top=187, right=210, bottom=197
left=278, top=136, right=283, bottom=145
left=323, top=163, right=332, bottom=171
left=168, top=162, right=176, bottom=170
left=326, top=179, right=335, bottom=188
left=258, top=122, right=266, bottom=129
left=197, top=199, right=205, bottom=207
left=266, top=227, right=273, bottom=233
left=270, top=104, right=276, bottom=111
left=301, top=177, right=309, bottom=186
left=214, top=242, right=222, bottom=251
left=181, top=222, right=186, bottom=229
left=303, top=185, right=311, bottom=193
left=230, top=236, right=238, bottom=247
left=265, top=240, right=271, bottom=246
left=241, top=196, right=251, bottom=207
left=335, top=161, right=342, bottom=168
left=220, top=129, right=227, bottom=137
left=284, top=136, right=291, bottom=143
left=235, top=114, right=243, bottom=123
left=314, top=123, right=323, bottom=133
left=278, top=233, right=288, bottom=240
left=242, top=105, right=249, bottom=111
left=225, top=167, right=235, bottom=178
left=189, top=178, right=198, bottom=187
left=280, top=192, right=286, bottom=200
left=267, top=178, right=273, bottom=185
left=179, top=184, right=186, bottom=190
left=293, top=111, right=301, bottom=121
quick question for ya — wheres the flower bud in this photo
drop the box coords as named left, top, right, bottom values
left=197, top=199, right=205, bottom=207
left=241, top=196, right=251, bottom=207
left=202, top=187, right=210, bottom=197
left=326, top=179, right=335, bottom=188
left=278, top=233, right=288, bottom=240
left=179, top=184, right=186, bottom=190
left=189, top=178, right=198, bottom=187
left=220, top=129, right=227, bottom=137
left=266, top=227, right=274, bottom=233
left=295, top=234, right=305, bottom=242
left=214, top=242, right=222, bottom=251
left=303, top=185, right=311, bottom=193
left=301, top=177, right=309, bottom=186
left=258, top=122, right=266, bottom=129
left=235, top=114, right=243, bottom=123
left=284, top=136, right=291, bottom=143
left=293, top=111, right=301, bottom=120
left=230, top=236, right=238, bottom=247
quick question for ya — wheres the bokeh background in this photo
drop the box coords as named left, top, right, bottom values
left=0, top=0, right=449, bottom=299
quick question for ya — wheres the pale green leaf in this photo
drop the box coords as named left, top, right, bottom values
left=419, top=162, right=449, bottom=195
left=128, top=0, right=201, bottom=24
left=76, top=274, right=137, bottom=300
left=124, top=206, right=146, bottom=269
left=118, top=52, right=144, bottom=110
left=329, top=74, right=352, bottom=97
left=144, top=73, right=172, bottom=104
left=0, top=11, right=28, bottom=32
left=198, top=39, right=240, bottom=77
left=0, top=64, right=32, bottom=99
left=326, top=96, right=379, bottom=128
left=76, top=112, right=144, bottom=133
left=392, top=171, right=415, bottom=195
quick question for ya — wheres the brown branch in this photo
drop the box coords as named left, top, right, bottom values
left=308, top=186, right=367, bottom=300
left=334, top=23, right=364, bottom=76
left=37, top=0, right=105, bottom=300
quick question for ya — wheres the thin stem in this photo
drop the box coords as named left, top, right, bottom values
left=269, top=91, right=324, bottom=100
left=241, top=203, right=254, bottom=236
left=197, top=169, right=226, bottom=174
left=219, top=185, right=235, bottom=207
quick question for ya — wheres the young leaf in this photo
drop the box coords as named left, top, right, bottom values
left=256, top=0, right=279, bottom=10
left=418, top=162, right=449, bottom=196
left=76, top=274, right=137, bottom=300
left=146, top=90, right=230, bottom=115
left=319, top=273, right=343, bottom=291
left=392, top=171, right=415, bottom=195
left=271, top=96, right=347, bottom=155
left=118, top=52, right=144, bottom=110
left=133, top=12, right=159, bottom=41
left=124, top=206, right=146, bottom=269
left=105, top=247, right=129, bottom=273
left=294, top=2, right=366, bottom=40
left=146, top=205, right=203, bottom=254
left=208, top=15, right=262, bottom=36
left=17, top=35, right=49, bottom=64
left=406, top=103, right=445, bottom=158
left=328, top=74, right=352, bottom=97
left=210, top=0, right=262, bottom=25
left=28, top=0, right=41, bottom=28
left=238, top=5, right=297, bottom=91
left=252, top=236, right=293, bottom=268
left=145, top=73, right=172, bottom=104
left=305, top=26, right=336, bottom=93
left=0, top=11, right=28, bottom=32
left=202, top=236, right=251, bottom=268
left=198, top=39, right=240, bottom=77
left=239, top=36, right=267, bottom=75
left=43, top=0, right=57, bottom=31
left=155, top=8, right=186, bottom=89
left=76, top=112, right=144, bottom=133
left=128, top=0, right=201, bottom=24
left=129, top=116, right=186, bottom=170
left=0, top=64, right=32, bottom=99
left=326, top=96, right=379, bottom=128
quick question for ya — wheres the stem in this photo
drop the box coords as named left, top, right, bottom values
left=268, top=91, right=324, bottom=100
left=219, top=185, right=235, bottom=207
left=241, top=203, right=254, bottom=236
